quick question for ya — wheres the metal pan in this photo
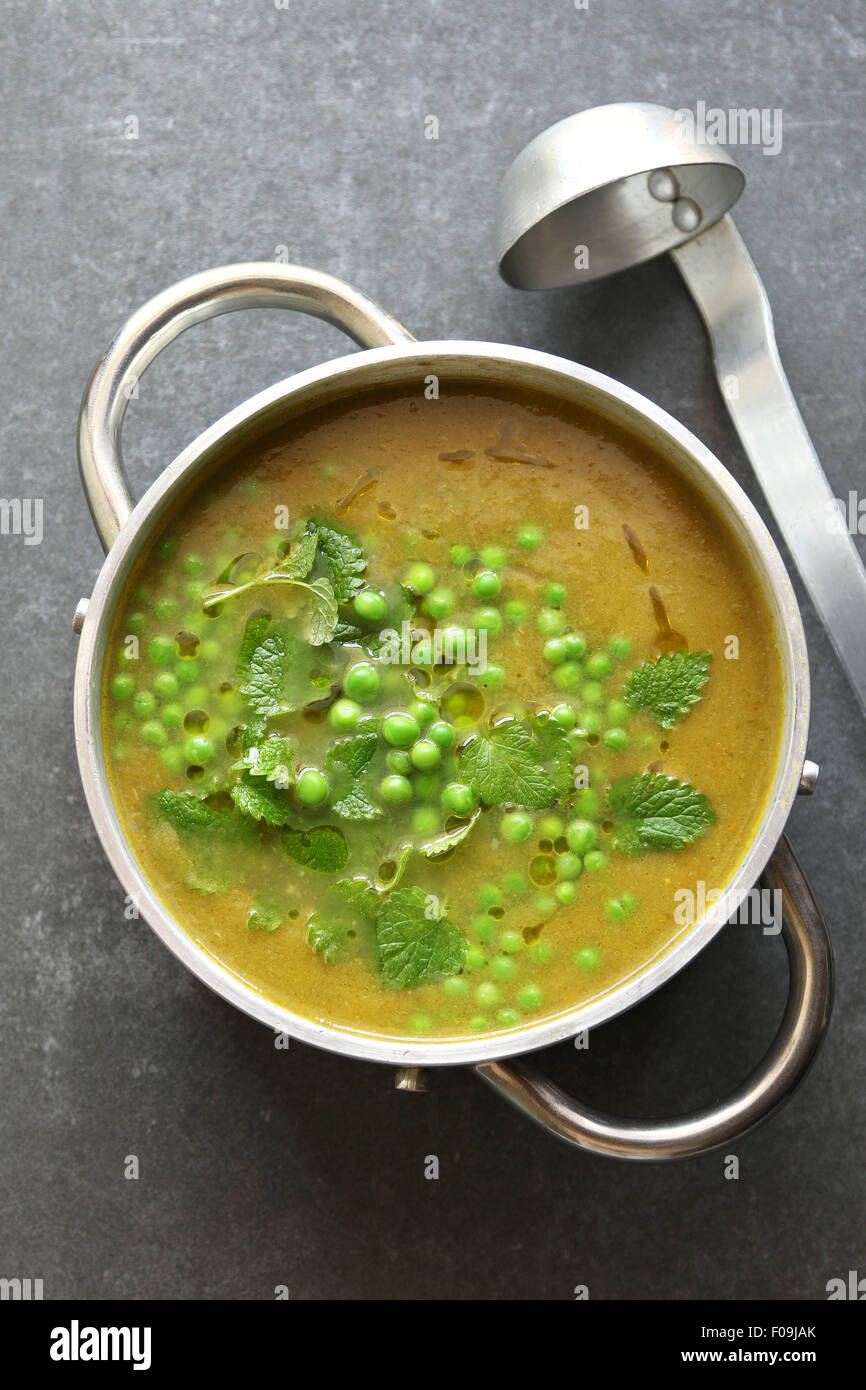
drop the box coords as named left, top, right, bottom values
left=73, top=263, right=833, bottom=1159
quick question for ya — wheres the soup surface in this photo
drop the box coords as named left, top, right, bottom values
left=103, top=382, right=783, bottom=1041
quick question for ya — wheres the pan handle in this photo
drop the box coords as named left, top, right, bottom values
left=78, top=263, right=414, bottom=552
left=475, top=835, right=833, bottom=1160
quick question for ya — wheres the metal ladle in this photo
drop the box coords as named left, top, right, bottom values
left=497, top=101, right=866, bottom=717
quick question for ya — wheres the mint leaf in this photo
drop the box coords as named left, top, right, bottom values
left=236, top=735, right=295, bottom=786
left=241, top=716, right=269, bottom=754
left=282, top=824, right=349, bottom=873
left=281, top=522, right=318, bottom=579
left=325, top=732, right=381, bottom=821
left=242, top=634, right=296, bottom=717
left=236, top=611, right=273, bottom=680
left=624, top=650, right=712, bottom=728
left=248, top=895, right=284, bottom=932
left=316, top=524, right=367, bottom=603
left=329, top=875, right=381, bottom=921
left=303, top=575, right=339, bottom=646
left=375, top=886, right=467, bottom=989
left=458, top=719, right=557, bottom=810
left=608, top=772, right=717, bottom=854
left=306, top=912, right=352, bottom=964
left=532, top=714, right=574, bottom=798
left=158, top=790, right=221, bottom=831
left=231, top=775, right=294, bottom=826
left=419, top=809, right=480, bottom=860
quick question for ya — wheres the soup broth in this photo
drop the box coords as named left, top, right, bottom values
left=102, top=383, right=783, bottom=1041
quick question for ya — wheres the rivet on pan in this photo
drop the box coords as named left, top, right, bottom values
left=648, top=168, right=679, bottom=202
left=394, top=1066, right=427, bottom=1092
left=798, top=759, right=820, bottom=796
left=672, top=197, right=702, bottom=232
left=72, top=597, right=89, bottom=634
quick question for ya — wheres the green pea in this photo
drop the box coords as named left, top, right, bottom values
left=534, top=893, right=556, bottom=916
left=585, top=651, right=612, bottom=680
left=329, top=698, right=361, bottom=732
left=154, top=597, right=178, bottom=621
left=353, top=589, right=387, bottom=622
left=466, top=945, right=486, bottom=971
left=473, top=569, right=501, bottom=599
left=557, top=852, right=583, bottom=880
left=491, top=954, right=516, bottom=982
left=112, top=712, right=131, bottom=731
left=110, top=673, right=135, bottom=701
left=174, top=660, right=200, bottom=687
left=386, top=748, right=413, bottom=775
left=480, top=545, right=508, bottom=569
left=444, top=976, right=469, bottom=999
left=480, top=663, right=505, bottom=688
left=148, top=635, right=175, bottom=666
left=475, top=607, right=502, bottom=635
left=382, top=712, right=420, bottom=747
left=185, top=735, right=213, bottom=763
left=411, top=636, right=434, bottom=666
left=607, top=698, right=630, bottom=726
left=552, top=661, right=582, bottom=691
left=567, top=819, right=597, bottom=855
left=517, top=524, right=543, bottom=551
left=160, top=745, right=186, bottom=774
left=573, top=788, right=600, bottom=818
left=380, top=774, right=413, bottom=804
left=543, top=582, right=566, bottom=608
left=441, top=782, right=477, bottom=816
left=518, top=983, right=543, bottom=1010
left=496, top=1008, right=522, bottom=1027
left=499, top=930, right=523, bottom=955
left=503, top=869, right=530, bottom=895
left=184, top=684, right=209, bottom=709
left=471, top=914, right=496, bottom=942
left=153, top=671, right=179, bottom=700
left=450, top=543, right=473, bottom=567
left=581, top=680, right=604, bottom=705
left=551, top=702, right=576, bottom=729
left=296, top=768, right=329, bottom=806
left=183, top=553, right=205, bottom=577
left=543, top=638, right=568, bottom=666
left=536, top=817, right=562, bottom=842
left=410, top=739, right=441, bottom=771
left=538, top=608, right=565, bottom=637
left=404, top=562, right=436, bottom=595
left=468, top=1014, right=490, bottom=1032
left=185, top=579, right=205, bottom=602
left=531, top=942, right=554, bottom=965
left=132, top=690, right=156, bottom=718
left=555, top=880, right=577, bottom=905
left=126, top=612, right=146, bottom=636
left=564, top=632, right=587, bottom=659
left=344, top=662, right=380, bottom=703
left=475, top=981, right=500, bottom=1008
left=423, top=588, right=454, bottom=620
left=408, top=699, right=436, bottom=728
left=140, top=720, right=167, bottom=748
left=500, top=811, right=533, bottom=845
left=412, top=806, right=440, bottom=836
left=504, top=599, right=528, bottom=624
left=161, top=703, right=183, bottom=729
left=476, top=883, right=500, bottom=911
left=603, top=727, right=629, bottom=751
left=609, top=635, right=631, bottom=659
left=575, top=946, right=600, bottom=970
left=429, top=720, right=455, bottom=749
left=199, top=638, right=220, bottom=664
left=621, top=892, right=636, bottom=912
left=583, top=849, right=607, bottom=873
left=577, top=709, right=603, bottom=736
left=606, top=897, right=629, bottom=922
left=410, top=1013, right=432, bottom=1036
left=413, top=772, right=440, bottom=801
left=156, top=537, right=177, bottom=560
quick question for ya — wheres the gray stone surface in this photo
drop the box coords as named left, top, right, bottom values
left=1, top=0, right=864, bottom=1300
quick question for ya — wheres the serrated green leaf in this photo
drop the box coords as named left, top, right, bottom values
left=458, top=719, right=558, bottom=810
left=305, top=912, right=352, bottom=964
left=624, top=649, right=712, bottom=728
left=531, top=714, right=574, bottom=798
left=157, top=790, right=221, bottom=831
left=304, top=575, right=339, bottom=645
left=316, top=524, right=367, bottom=604
left=231, top=775, right=294, bottom=826
left=242, top=634, right=296, bottom=717
left=375, top=886, right=467, bottom=989
left=282, top=824, right=349, bottom=873
left=419, top=809, right=481, bottom=860
left=608, top=772, right=717, bottom=854
left=325, top=732, right=382, bottom=822
left=236, top=735, right=296, bottom=786
left=329, top=875, right=382, bottom=921
left=281, top=522, right=318, bottom=579
left=248, top=895, right=284, bottom=932
left=236, top=611, right=273, bottom=680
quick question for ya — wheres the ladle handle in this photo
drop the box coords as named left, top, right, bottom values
left=672, top=215, right=866, bottom=719
left=77, top=263, right=414, bottom=552
left=475, top=835, right=833, bottom=1161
